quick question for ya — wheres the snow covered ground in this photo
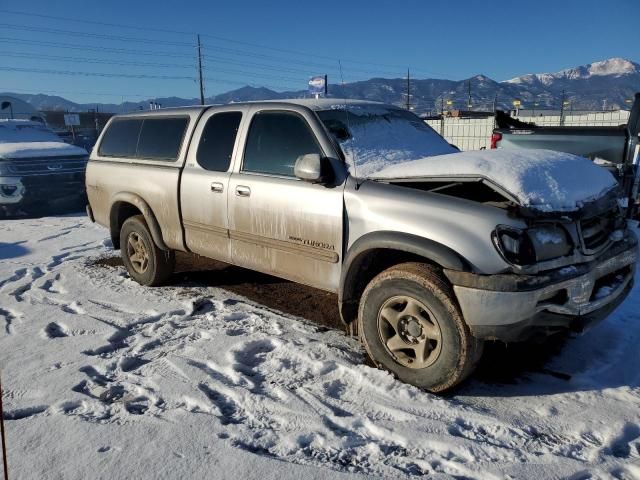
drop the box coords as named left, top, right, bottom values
left=1, top=214, right=639, bottom=480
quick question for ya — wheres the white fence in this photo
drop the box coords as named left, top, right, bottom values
left=425, top=117, right=495, bottom=151
left=425, top=110, right=631, bottom=151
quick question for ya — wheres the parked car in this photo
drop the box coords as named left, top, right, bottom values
left=492, top=93, right=640, bottom=218
left=0, top=120, right=89, bottom=213
left=86, top=100, right=637, bottom=392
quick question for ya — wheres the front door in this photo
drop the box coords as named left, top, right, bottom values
left=180, top=107, right=246, bottom=262
left=228, top=107, right=344, bottom=291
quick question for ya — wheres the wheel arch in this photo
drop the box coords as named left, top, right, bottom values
left=109, top=192, right=169, bottom=251
left=339, top=231, right=472, bottom=325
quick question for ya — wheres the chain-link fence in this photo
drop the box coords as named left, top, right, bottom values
left=425, top=110, right=631, bottom=151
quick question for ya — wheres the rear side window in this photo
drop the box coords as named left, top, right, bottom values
left=137, top=117, right=189, bottom=161
left=98, top=116, right=189, bottom=160
left=196, top=112, right=242, bottom=171
left=242, top=111, right=321, bottom=176
left=98, top=119, right=143, bottom=157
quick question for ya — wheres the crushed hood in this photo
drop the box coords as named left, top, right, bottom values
left=370, top=149, right=619, bottom=213
left=0, top=141, right=88, bottom=159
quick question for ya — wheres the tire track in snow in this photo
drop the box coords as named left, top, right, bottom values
left=4, top=215, right=636, bottom=479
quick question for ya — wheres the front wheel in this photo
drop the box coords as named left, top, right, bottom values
left=120, top=215, right=175, bottom=286
left=358, top=262, right=483, bottom=392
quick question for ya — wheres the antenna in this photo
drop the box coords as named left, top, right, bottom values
left=339, top=60, right=359, bottom=189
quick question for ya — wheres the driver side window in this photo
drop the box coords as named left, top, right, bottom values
left=242, top=111, right=321, bottom=176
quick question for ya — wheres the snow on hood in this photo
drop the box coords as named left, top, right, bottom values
left=0, top=141, right=88, bottom=159
left=371, top=149, right=619, bottom=213
left=0, top=120, right=88, bottom=158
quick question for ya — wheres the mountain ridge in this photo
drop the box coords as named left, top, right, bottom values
left=3, top=57, right=638, bottom=114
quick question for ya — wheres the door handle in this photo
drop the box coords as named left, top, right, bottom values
left=210, top=182, right=224, bottom=193
left=235, top=185, right=251, bottom=197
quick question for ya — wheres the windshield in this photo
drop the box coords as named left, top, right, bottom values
left=0, top=121, right=62, bottom=144
left=317, top=105, right=457, bottom=177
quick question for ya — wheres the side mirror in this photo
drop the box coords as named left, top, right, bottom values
left=294, top=153, right=334, bottom=184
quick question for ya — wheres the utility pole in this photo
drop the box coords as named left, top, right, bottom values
left=406, top=68, right=411, bottom=110
left=492, top=92, right=498, bottom=129
left=467, top=79, right=472, bottom=110
left=559, top=89, right=566, bottom=126
left=197, top=34, right=205, bottom=105
left=439, top=95, right=445, bottom=135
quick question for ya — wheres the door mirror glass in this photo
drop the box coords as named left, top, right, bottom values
left=294, top=153, right=333, bottom=184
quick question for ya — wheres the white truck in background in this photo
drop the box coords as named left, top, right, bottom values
left=0, top=119, right=89, bottom=214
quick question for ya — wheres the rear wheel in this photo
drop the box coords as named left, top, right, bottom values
left=120, top=215, right=174, bottom=286
left=358, top=262, right=483, bottom=392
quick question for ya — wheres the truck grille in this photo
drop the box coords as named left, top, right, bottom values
left=5, top=156, right=88, bottom=176
left=578, top=213, right=615, bottom=254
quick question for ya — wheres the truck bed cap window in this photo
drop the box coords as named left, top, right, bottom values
left=137, top=117, right=189, bottom=161
left=98, top=116, right=189, bottom=161
left=98, top=119, right=143, bottom=158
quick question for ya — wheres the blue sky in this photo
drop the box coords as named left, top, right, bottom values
left=0, top=0, right=637, bottom=104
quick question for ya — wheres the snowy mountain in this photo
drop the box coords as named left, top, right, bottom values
left=506, top=58, right=639, bottom=84
left=3, top=57, right=639, bottom=114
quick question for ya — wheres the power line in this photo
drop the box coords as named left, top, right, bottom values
left=0, top=37, right=328, bottom=76
left=0, top=31, right=413, bottom=80
left=0, top=8, right=453, bottom=76
left=0, top=51, right=312, bottom=84
left=0, top=22, right=370, bottom=74
left=0, top=23, right=196, bottom=48
left=0, top=67, right=299, bottom=92
left=0, top=86, right=161, bottom=98
left=0, top=29, right=405, bottom=79
left=0, top=37, right=195, bottom=59
left=0, top=51, right=195, bottom=69
left=0, top=66, right=195, bottom=81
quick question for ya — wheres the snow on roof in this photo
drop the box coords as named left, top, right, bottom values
left=263, top=98, right=386, bottom=110
left=371, top=149, right=619, bottom=212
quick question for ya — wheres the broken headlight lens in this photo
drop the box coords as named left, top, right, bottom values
left=527, top=225, right=572, bottom=261
left=493, top=225, right=572, bottom=266
left=492, top=226, right=537, bottom=266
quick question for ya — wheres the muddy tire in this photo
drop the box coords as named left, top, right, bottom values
left=358, top=262, right=483, bottom=392
left=120, top=215, right=175, bottom=286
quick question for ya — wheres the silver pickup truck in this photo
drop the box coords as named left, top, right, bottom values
left=86, top=99, right=637, bottom=392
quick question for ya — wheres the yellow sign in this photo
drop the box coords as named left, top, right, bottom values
left=446, top=100, right=453, bottom=105
left=512, top=100, right=521, bottom=107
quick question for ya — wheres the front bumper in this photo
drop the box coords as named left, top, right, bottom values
left=445, top=234, right=638, bottom=341
left=0, top=173, right=85, bottom=207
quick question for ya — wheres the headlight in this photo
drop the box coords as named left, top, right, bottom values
left=492, top=226, right=536, bottom=266
left=527, top=225, right=573, bottom=261
left=492, top=224, right=572, bottom=266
